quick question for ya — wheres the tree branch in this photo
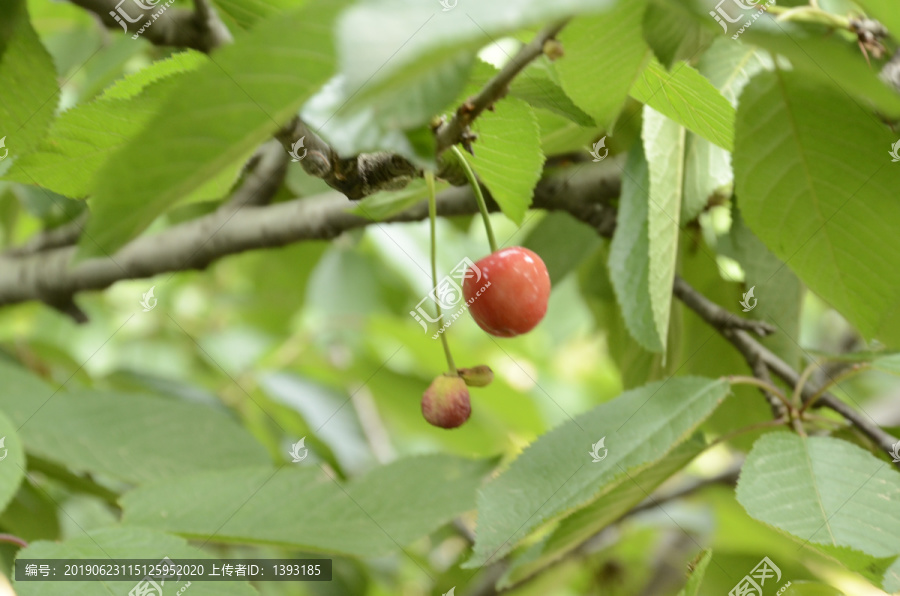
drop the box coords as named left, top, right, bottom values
left=275, top=119, right=420, bottom=200
left=672, top=276, right=775, bottom=336
left=673, top=275, right=899, bottom=465
left=69, top=0, right=229, bottom=52
left=0, top=162, right=620, bottom=309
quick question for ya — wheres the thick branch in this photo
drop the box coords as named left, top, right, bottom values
left=70, top=0, right=228, bottom=52
left=0, top=162, right=619, bottom=308
left=275, top=119, right=419, bottom=200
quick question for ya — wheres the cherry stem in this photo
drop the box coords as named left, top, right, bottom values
left=450, top=145, right=498, bottom=253
left=0, top=533, right=28, bottom=549
left=426, top=171, right=457, bottom=374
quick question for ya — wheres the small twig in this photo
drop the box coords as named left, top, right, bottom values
left=435, top=19, right=570, bottom=153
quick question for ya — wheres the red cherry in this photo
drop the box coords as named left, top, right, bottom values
left=422, top=374, right=471, bottom=429
left=463, top=247, right=550, bottom=337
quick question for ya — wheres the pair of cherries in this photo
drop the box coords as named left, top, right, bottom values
left=422, top=247, right=550, bottom=429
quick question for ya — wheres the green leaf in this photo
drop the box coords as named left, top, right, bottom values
left=319, top=0, right=626, bottom=160
left=736, top=432, right=900, bottom=559
left=630, top=57, right=735, bottom=150
left=0, top=410, right=25, bottom=514
left=5, top=58, right=205, bottom=198
left=470, top=59, right=594, bottom=127
left=0, top=479, right=60, bottom=541
left=0, top=0, right=59, bottom=158
left=500, top=436, right=706, bottom=587
left=122, top=455, right=493, bottom=556
left=210, top=0, right=300, bottom=30
left=556, top=0, right=649, bottom=130
left=77, top=2, right=345, bottom=258
left=13, top=527, right=257, bottom=595
left=537, top=110, right=599, bottom=155
left=99, top=51, right=207, bottom=101
left=643, top=0, right=715, bottom=68
left=0, top=361, right=269, bottom=484
left=734, top=70, right=900, bottom=346
left=871, top=353, right=900, bottom=375
left=335, top=0, right=619, bottom=118
left=642, top=107, right=684, bottom=351
left=581, top=245, right=675, bottom=389
left=675, top=39, right=774, bottom=217
left=740, top=18, right=900, bottom=119
left=303, top=58, right=471, bottom=166
left=677, top=548, right=713, bottom=596
left=695, top=39, right=771, bottom=107
left=616, top=42, right=743, bottom=224
left=464, top=97, right=544, bottom=224
left=609, top=143, right=665, bottom=352
left=682, top=132, right=730, bottom=220
left=464, top=376, right=729, bottom=568
left=730, top=207, right=805, bottom=369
